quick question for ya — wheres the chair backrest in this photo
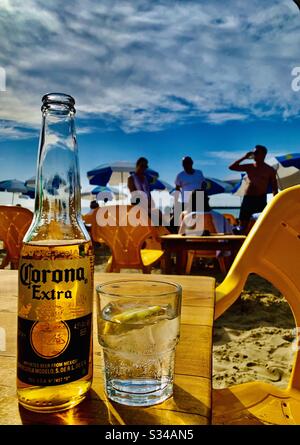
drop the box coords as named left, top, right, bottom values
left=91, top=205, right=158, bottom=269
left=223, top=213, right=237, bottom=226
left=215, top=185, right=300, bottom=390
left=0, top=206, right=33, bottom=268
left=82, top=210, right=95, bottom=225
left=179, top=212, right=217, bottom=235
left=144, top=225, right=170, bottom=250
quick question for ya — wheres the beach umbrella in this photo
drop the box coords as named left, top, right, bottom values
left=168, top=177, right=234, bottom=197
left=228, top=174, right=248, bottom=197
left=0, top=179, right=28, bottom=204
left=204, top=177, right=234, bottom=196
left=25, top=177, right=35, bottom=188
left=273, top=153, right=300, bottom=190
left=22, top=178, right=35, bottom=199
left=26, top=175, right=68, bottom=197
left=81, top=185, right=128, bottom=201
left=91, top=186, right=114, bottom=202
left=87, top=161, right=159, bottom=187
left=149, top=178, right=173, bottom=192
left=276, top=153, right=300, bottom=169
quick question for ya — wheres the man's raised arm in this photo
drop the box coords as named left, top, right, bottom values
left=229, top=152, right=253, bottom=171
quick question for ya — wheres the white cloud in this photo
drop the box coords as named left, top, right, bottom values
left=0, top=123, right=37, bottom=140
left=0, top=0, right=300, bottom=138
left=205, top=112, right=247, bottom=124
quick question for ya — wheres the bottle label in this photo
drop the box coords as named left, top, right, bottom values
left=18, top=256, right=93, bottom=386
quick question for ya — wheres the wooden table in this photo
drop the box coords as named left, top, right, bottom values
left=160, top=234, right=246, bottom=274
left=0, top=270, right=215, bottom=425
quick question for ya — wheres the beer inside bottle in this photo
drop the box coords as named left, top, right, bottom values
left=17, top=93, right=94, bottom=413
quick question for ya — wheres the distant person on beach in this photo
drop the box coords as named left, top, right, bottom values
left=179, top=190, right=232, bottom=235
left=175, top=156, right=205, bottom=204
left=128, top=157, right=154, bottom=211
left=229, top=145, right=278, bottom=233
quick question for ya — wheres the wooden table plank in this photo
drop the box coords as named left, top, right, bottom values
left=0, top=270, right=215, bottom=425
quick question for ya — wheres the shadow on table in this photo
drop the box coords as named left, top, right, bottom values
left=19, top=384, right=209, bottom=425
left=18, top=388, right=158, bottom=425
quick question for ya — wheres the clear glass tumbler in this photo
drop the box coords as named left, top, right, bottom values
left=96, top=279, right=182, bottom=407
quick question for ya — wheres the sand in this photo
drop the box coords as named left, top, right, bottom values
left=213, top=274, right=296, bottom=389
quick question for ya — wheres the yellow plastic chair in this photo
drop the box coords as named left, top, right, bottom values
left=91, top=205, right=164, bottom=273
left=213, top=185, right=300, bottom=425
left=0, top=206, right=33, bottom=269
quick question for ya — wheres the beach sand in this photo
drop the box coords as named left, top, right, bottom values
left=213, top=274, right=296, bottom=389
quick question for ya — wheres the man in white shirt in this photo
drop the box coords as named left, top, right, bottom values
left=175, top=156, right=205, bottom=204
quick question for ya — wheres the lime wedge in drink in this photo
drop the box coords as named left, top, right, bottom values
left=101, top=305, right=165, bottom=337
left=111, top=305, right=164, bottom=324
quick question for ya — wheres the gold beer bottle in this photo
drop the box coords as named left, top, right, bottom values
left=17, top=93, right=94, bottom=412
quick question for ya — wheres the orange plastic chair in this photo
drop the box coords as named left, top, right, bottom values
left=223, top=213, right=237, bottom=227
left=0, top=206, right=33, bottom=269
left=183, top=214, right=227, bottom=274
left=143, top=225, right=170, bottom=250
left=82, top=211, right=94, bottom=225
left=91, top=205, right=164, bottom=273
left=213, top=185, right=300, bottom=425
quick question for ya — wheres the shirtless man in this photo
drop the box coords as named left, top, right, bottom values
left=229, top=145, right=278, bottom=232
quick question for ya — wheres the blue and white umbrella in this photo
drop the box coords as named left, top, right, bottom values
left=169, top=177, right=234, bottom=197
left=81, top=185, right=128, bottom=201
left=149, top=179, right=173, bottom=192
left=276, top=153, right=300, bottom=169
left=273, top=153, right=300, bottom=190
left=87, top=161, right=159, bottom=187
left=204, top=177, right=234, bottom=196
left=91, top=186, right=114, bottom=202
left=0, top=179, right=28, bottom=203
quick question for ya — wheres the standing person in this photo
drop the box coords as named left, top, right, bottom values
left=127, top=157, right=153, bottom=209
left=229, top=145, right=278, bottom=233
left=175, top=156, right=205, bottom=204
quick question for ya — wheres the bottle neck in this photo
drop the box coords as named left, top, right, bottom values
left=35, top=110, right=80, bottom=219
left=25, top=106, right=89, bottom=243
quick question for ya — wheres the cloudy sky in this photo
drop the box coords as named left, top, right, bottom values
left=1, top=0, right=300, bottom=205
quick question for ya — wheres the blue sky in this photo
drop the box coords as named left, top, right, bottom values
left=1, top=0, right=300, bottom=204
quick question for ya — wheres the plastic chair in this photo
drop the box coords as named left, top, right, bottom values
left=0, top=206, right=33, bottom=269
left=183, top=214, right=227, bottom=275
left=91, top=205, right=164, bottom=273
left=223, top=213, right=237, bottom=227
left=82, top=211, right=95, bottom=225
left=144, top=225, right=170, bottom=250
left=213, top=185, right=300, bottom=425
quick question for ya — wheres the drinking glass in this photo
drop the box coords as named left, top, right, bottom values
left=96, top=279, right=182, bottom=406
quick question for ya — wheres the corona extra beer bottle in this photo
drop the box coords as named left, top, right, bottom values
left=17, top=93, right=94, bottom=412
